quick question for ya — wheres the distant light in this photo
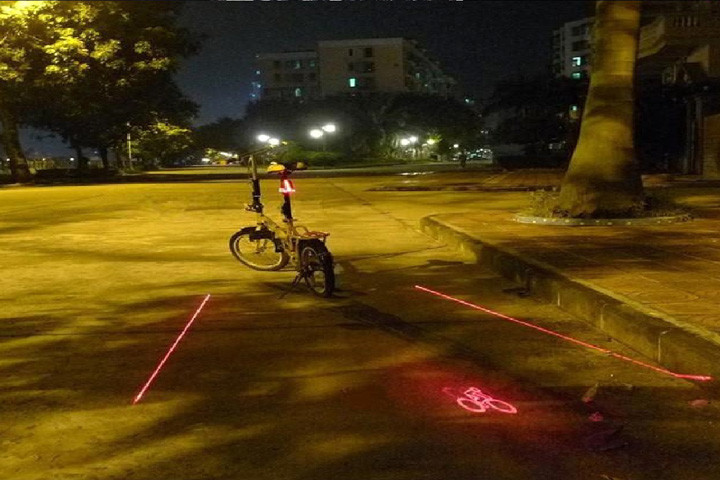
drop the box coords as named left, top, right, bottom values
left=322, top=123, right=336, bottom=133
left=268, top=138, right=280, bottom=146
left=257, top=134, right=270, bottom=143
left=427, top=139, right=436, bottom=145
left=348, top=77, right=357, bottom=88
left=309, top=129, right=324, bottom=139
left=255, top=70, right=260, bottom=75
left=400, top=139, right=410, bottom=146
left=409, top=136, right=418, bottom=144
left=453, top=144, right=459, bottom=149
left=201, top=158, right=210, bottom=163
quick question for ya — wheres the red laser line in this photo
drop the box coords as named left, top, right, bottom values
left=133, top=294, right=211, bottom=404
left=415, top=285, right=712, bottom=382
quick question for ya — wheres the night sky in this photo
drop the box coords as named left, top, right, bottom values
left=24, top=0, right=595, bottom=155
left=177, top=0, right=595, bottom=124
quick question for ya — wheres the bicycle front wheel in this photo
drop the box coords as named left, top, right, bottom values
left=300, top=240, right=335, bottom=297
left=229, top=229, right=288, bottom=271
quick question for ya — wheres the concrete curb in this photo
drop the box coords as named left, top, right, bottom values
left=420, top=214, right=720, bottom=386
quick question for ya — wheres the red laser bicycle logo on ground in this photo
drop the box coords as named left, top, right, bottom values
left=443, top=386, right=518, bottom=414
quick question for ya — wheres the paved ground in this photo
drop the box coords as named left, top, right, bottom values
left=369, top=169, right=720, bottom=383
left=2, top=172, right=720, bottom=479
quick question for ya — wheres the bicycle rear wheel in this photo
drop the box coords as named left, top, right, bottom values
left=485, top=398, right=517, bottom=414
left=230, top=229, right=288, bottom=271
left=456, top=397, right=487, bottom=413
left=300, top=240, right=335, bottom=297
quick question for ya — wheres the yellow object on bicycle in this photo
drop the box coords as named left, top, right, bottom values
left=266, top=162, right=286, bottom=173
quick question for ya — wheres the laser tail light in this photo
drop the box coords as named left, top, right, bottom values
left=133, top=294, right=211, bottom=404
left=279, top=179, right=295, bottom=194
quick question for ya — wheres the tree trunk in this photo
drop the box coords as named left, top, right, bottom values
left=558, top=0, right=644, bottom=217
left=0, top=96, right=32, bottom=183
left=99, top=146, right=110, bottom=170
left=73, top=144, right=88, bottom=173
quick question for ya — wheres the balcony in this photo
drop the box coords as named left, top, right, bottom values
left=638, top=14, right=720, bottom=75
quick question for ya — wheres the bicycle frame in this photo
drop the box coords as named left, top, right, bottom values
left=245, top=155, right=328, bottom=270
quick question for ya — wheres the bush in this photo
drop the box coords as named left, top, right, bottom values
left=276, top=145, right=349, bottom=168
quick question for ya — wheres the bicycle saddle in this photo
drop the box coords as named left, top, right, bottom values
left=266, top=162, right=308, bottom=173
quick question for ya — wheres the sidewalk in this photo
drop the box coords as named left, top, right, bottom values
left=407, top=170, right=720, bottom=386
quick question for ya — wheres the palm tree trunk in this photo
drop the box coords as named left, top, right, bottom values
left=0, top=95, right=32, bottom=183
left=558, top=0, right=643, bottom=217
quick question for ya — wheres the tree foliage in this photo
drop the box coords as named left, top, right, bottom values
left=194, top=117, right=246, bottom=153
left=133, top=120, right=194, bottom=168
left=242, top=94, right=482, bottom=159
left=484, top=75, right=587, bottom=155
left=0, top=1, right=198, bottom=181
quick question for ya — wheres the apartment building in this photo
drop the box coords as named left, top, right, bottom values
left=254, top=37, right=455, bottom=100
left=254, top=50, right=320, bottom=100
left=551, top=17, right=594, bottom=79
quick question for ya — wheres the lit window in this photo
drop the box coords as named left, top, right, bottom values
left=570, top=105, right=579, bottom=111
left=294, top=88, right=302, bottom=97
left=349, top=77, right=357, bottom=88
left=572, top=56, right=582, bottom=67
left=571, top=72, right=582, bottom=79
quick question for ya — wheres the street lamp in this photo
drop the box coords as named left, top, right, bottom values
left=310, top=124, right=336, bottom=151
left=257, top=134, right=270, bottom=143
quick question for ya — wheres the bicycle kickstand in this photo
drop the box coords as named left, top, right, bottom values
left=278, top=271, right=306, bottom=299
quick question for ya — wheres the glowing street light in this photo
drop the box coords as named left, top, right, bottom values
left=408, top=136, right=418, bottom=144
left=309, top=129, right=324, bottom=139
left=257, top=134, right=270, bottom=143
left=268, top=137, right=280, bottom=146
left=322, top=123, right=336, bottom=133
left=400, top=139, right=410, bottom=147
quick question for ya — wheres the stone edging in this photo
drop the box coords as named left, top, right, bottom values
left=514, top=214, right=693, bottom=226
left=420, top=214, right=720, bottom=387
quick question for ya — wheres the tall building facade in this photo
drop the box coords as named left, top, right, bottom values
left=551, top=17, right=594, bottom=79
left=254, top=50, right=320, bottom=100
left=254, top=37, right=455, bottom=101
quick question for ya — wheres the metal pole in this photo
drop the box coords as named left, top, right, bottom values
left=126, top=123, right=133, bottom=168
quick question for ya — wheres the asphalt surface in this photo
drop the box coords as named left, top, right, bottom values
left=1, top=174, right=718, bottom=479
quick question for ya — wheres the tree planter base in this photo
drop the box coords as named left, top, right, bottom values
left=514, top=214, right=692, bottom=226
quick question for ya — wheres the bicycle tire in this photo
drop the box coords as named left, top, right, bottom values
left=456, top=397, right=487, bottom=413
left=229, top=229, right=289, bottom=271
left=485, top=398, right=517, bottom=414
left=300, top=240, right=335, bottom=297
